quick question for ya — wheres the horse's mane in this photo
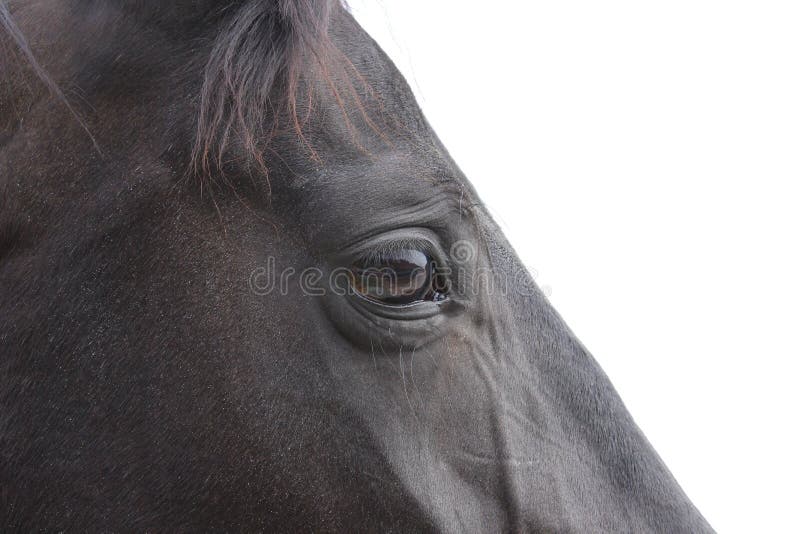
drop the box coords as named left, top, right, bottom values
left=1, top=0, right=352, bottom=179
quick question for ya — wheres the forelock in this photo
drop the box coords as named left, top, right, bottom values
left=192, top=0, right=349, bottom=182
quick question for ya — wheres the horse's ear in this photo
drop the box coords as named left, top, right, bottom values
left=192, top=0, right=344, bottom=180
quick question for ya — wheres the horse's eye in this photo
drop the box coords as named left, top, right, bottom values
left=349, top=249, right=447, bottom=306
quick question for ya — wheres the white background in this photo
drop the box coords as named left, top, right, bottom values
left=348, top=1, right=800, bottom=531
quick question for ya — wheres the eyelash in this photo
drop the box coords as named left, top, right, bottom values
left=352, top=237, right=435, bottom=266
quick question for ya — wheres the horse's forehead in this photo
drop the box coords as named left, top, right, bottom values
left=261, top=12, right=470, bottom=241
left=322, top=9, right=439, bottom=144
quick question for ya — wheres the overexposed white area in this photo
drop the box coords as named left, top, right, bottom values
left=349, top=1, right=800, bottom=531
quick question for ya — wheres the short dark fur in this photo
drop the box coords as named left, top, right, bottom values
left=0, top=1, right=713, bottom=531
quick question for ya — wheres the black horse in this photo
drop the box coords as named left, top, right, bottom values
left=1, top=1, right=712, bottom=531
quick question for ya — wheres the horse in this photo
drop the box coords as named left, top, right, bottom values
left=0, top=1, right=712, bottom=531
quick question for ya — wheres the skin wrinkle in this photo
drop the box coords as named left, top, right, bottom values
left=0, top=1, right=713, bottom=532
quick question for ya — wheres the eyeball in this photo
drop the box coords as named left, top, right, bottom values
left=349, top=248, right=447, bottom=306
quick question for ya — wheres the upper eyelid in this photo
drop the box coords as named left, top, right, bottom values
left=352, top=237, right=435, bottom=264
left=339, top=227, right=448, bottom=263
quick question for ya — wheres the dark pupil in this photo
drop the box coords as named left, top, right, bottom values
left=350, top=249, right=441, bottom=305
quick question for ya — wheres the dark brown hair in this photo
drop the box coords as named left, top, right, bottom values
left=192, top=0, right=346, bottom=180
left=1, top=1, right=360, bottom=178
